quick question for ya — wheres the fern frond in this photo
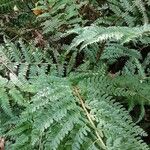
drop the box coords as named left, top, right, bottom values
left=2, top=69, right=148, bottom=149
left=0, top=38, right=52, bottom=81
left=38, top=0, right=86, bottom=35
left=99, top=0, right=150, bottom=26
left=67, top=25, right=150, bottom=50
left=81, top=74, right=148, bottom=150
left=0, top=0, right=35, bottom=13
left=0, top=0, right=19, bottom=13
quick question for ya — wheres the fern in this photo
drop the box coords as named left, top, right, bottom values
left=95, top=0, right=150, bottom=27
left=66, top=25, right=150, bottom=51
left=0, top=38, right=52, bottom=81
left=0, top=25, right=150, bottom=149
left=0, top=0, right=37, bottom=13
left=0, top=0, right=37, bottom=41
left=1, top=40, right=149, bottom=149
left=37, top=0, right=88, bottom=36
left=0, top=0, right=19, bottom=13
left=0, top=0, right=150, bottom=149
left=0, top=67, right=149, bottom=149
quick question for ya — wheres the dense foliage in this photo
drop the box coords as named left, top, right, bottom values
left=0, top=0, right=150, bottom=149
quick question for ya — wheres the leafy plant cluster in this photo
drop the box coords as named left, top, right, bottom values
left=0, top=0, right=150, bottom=150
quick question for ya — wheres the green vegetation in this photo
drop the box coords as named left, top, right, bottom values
left=0, top=0, right=150, bottom=149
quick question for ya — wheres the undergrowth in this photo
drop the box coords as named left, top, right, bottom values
left=0, top=0, right=150, bottom=149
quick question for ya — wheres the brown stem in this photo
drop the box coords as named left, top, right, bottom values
left=0, top=138, right=5, bottom=150
left=73, top=86, right=106, bottom=149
